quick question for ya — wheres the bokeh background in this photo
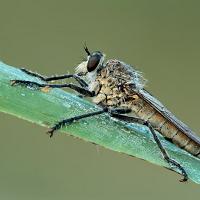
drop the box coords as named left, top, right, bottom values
left=0, top=0, right=200, bottom=199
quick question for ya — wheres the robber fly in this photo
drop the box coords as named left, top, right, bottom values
left=11, top=46, right=200, bottom=182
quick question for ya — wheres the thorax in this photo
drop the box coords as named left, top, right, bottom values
left=89, top=60, right=142, bottom=111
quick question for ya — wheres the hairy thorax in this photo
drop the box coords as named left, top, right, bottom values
left=90, top=60, right=146, bottom=112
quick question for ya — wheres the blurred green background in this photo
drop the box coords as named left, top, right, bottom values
left=0, top=0, right=200, bottom=199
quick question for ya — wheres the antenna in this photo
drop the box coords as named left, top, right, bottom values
left=83, top=42, right=91, bottom=56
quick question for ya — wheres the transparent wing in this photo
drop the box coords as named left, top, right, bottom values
left=137, top=89, right=200, bottom=144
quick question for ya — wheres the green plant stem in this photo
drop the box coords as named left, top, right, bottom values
left=0, top=61, right=200, bottom=184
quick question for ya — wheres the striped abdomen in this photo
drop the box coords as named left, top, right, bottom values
left=130, top=97, right=200, bottom=158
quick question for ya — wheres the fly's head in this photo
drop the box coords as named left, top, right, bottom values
left=76, top=45, right=105, bottom=79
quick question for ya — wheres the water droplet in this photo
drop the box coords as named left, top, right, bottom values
left=62, top=102, right=72, bottom=108
left=82, top=121, right=89, bottom=125
left=101, top=120, right=107, bottom=125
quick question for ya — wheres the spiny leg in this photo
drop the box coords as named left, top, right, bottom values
left=20, top=68, right=88, bottom=87
left=11, top=80, right=94, bottom=97
left=110, top=113, right=188, bottom=182
left=47, top=108, right=131, bottom=137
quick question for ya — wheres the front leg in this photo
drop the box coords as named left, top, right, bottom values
left=20, top=68, right=88, bottom=88
left=11, top=80, right=95, bottom=97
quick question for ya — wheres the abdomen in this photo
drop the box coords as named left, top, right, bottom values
left=130, top=97, right=200, bottom=158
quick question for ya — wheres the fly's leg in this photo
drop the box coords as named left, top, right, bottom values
left=47, top=108, right=109, bottom=137
left=110, top=113, right=188, bottom=182
left=47, top=108, right=131, bottom=137
left=20, top=68, right=48, bottom=81
left=11, top=80, right=94, bottom=97
left=20, top=68, right=88, bottom=87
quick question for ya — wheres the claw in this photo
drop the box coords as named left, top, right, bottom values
left=47, top=128, right=55, bottom=138
left=10, top=79, right=41, bottom=89
left=11, top=79, right=27, bottom=86
left=46, top=121, right=65, bottom=138
left=179, top=174, right=188, bottom=182
left=10, top=80, right=18, bottom=86
left=10, top=79, right=27, bottom=87
left=168, top=158, right=188, bottom=183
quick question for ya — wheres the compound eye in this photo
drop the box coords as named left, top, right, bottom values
left=87, top=54, right=101, bottom=72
